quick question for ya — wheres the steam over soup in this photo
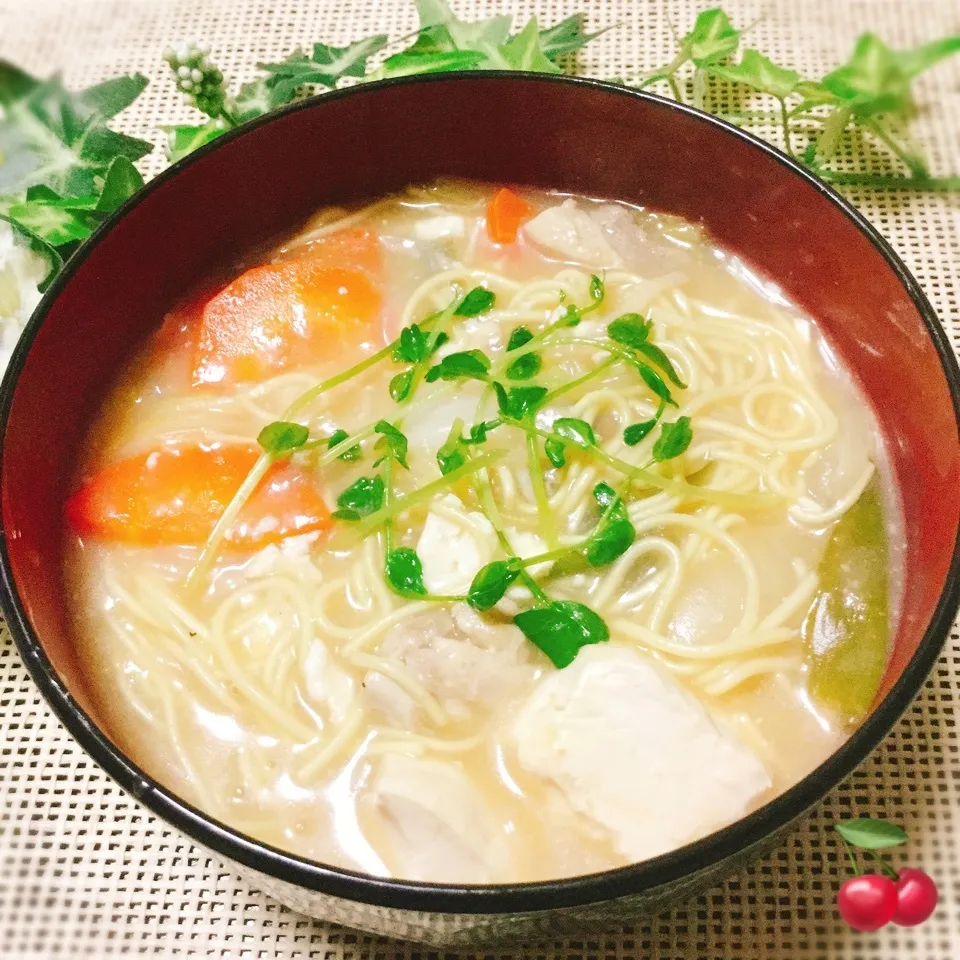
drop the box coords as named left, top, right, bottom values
left=65, top=182, right=899, bottom=883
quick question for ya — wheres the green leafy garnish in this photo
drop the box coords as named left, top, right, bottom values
left=493, top=382, right=548, bottom=421
left=384, top=546, right=428, bottom=597
left=257, top=420, right=310, bottom=457
left=505, top=325, right=541, bottom=380
left=623, top=417, right=659, bottom=446
left=393, top=324, right=429, bottom=363
left=468, top=559, right=521, bottom=611
left=454, top=286, right=496, bottom=316
left=514, top=600, right=610, bottom=668
left=436, top=420, right=467, bottom=475
left=634, top=341, right=686, bottom=388
left=652, top=416, right=693, bottom=462
left=424, top=349, right=491, bottom=383
left=834, top=818, right=908, bottom=851
left=389, top=369, right=415, bottom=402
left=333, top=475, right=386, bottom=521
left=373, top=420, right=410, bottom=469
left=607, top=313, right=652, bottom=348
left=327, top=428, right=362, bottom=461
left=582, top=482, right=636, bottom=566
left=635, top=362, right=677, bottom=408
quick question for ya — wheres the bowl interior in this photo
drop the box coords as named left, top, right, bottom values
left=2, top=73, right=958, bottom=892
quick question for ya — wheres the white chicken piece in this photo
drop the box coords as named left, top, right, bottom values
left=523, top=199, right=623, bottom=268
left=362, top=671, right=420, bottom=728
left=512, top=645, right=771, bottom=862
left=369, top=753, right=510, bottom=882
left=379, top=606, right=534, bottom=718
left=412, top=214, right=466, bottom=241
left=404, top=385, right=484, bottom=453
left=415, top=493, right=497, bottom=595
left=302, top=640, right=355, bottom=724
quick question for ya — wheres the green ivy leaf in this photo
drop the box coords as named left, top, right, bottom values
left=498, top=17, right=562, bottom=74
left=538, top=14, right=608, bottom=62
left=367, top=49, right=486, bottom=82
left=259, top=35, right=390, bottom=89
left=162, top=120, right=225, bottom=162
left=0, top=66, right=152, bottom=199
left=233, top=76, right=297, bottom=122
left=95, top=156, right=145, bottom=212
left=709, top=49, right=801, bottom=99
left=684, top=8, right=741, bottom=67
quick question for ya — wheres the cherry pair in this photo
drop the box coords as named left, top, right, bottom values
left=837, top=868, right=939, bottom=932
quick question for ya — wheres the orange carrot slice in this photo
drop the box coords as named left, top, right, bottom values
left=486, top=188, right=534, bottom=244
left=65, top=444, right=332, bottom=548
left=192, top=228, right=382, bottom=385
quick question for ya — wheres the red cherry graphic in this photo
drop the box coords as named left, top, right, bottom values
left=892, top=868, right=939, bottom=927
left=837, top=874, right=898, bottom=932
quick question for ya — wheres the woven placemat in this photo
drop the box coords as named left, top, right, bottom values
left=1, top=0, right=959, bottom=957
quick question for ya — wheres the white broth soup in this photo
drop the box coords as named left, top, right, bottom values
left=64, top=182, right=898, bottom=883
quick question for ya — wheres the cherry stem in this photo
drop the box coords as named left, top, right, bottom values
left=862, top=847, right=900, bottom=881
left=840, top=837, right=862, bottom=877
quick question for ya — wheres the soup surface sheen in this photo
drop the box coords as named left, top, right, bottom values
left=66, top=182, right=898, bottom=883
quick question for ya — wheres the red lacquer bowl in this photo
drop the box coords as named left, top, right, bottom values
left=1, top=75, right=959, bottom=946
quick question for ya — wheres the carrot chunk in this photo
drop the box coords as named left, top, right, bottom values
left=65, top=444, right=332, bottom=548
left=192, top=228, right=382, bottom=385
left=486, top=187, right=534, bottom=244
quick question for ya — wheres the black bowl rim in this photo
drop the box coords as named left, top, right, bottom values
left=2, top=71, right=959, bottom=916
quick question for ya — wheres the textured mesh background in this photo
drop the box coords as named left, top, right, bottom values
left=1, top=0, right=959, bottom=956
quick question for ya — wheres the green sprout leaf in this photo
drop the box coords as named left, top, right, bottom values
left=468, top=559, right=521, bottom=611
left=834, top=818, right=909, bottom=851
left=607, top=313, right=652, bottom=348
left=393, top=323, right=428, bottom=363
left=437, top=420, right=467, bottom=475
left=505, top=325, right=541, bottom=379
left=333, top=474, right=386, bottom=520
left=623, top=418, right=659, bottom=446
left=635, top=341, right=686, bottom=388
left=493, top=382, right=548, bottom=421
left=424, top=349, right=491, bottom=383
left=544, top=439, right=566, bottom=468
left=552, top=417, right=597, bottom=448
left=514, top=600, right=610, bottom=668
left=257, top=420, right=310, bottom=457
left=455, top=286, right=496, bottom=316
left=389, top=369, right=415, bottom=402
left=652, top=416, right=693, bottom=462
left=384, top=546, right=428, bottom=597
left=327, top=428, right=362, bottom=461
left=635, top=362, right=677, bottom=407
left=465, top=419, right=501, bottom=445
left=582, top=482, right=636, bottom=566
left=373, top=420, right=410, bottom=469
